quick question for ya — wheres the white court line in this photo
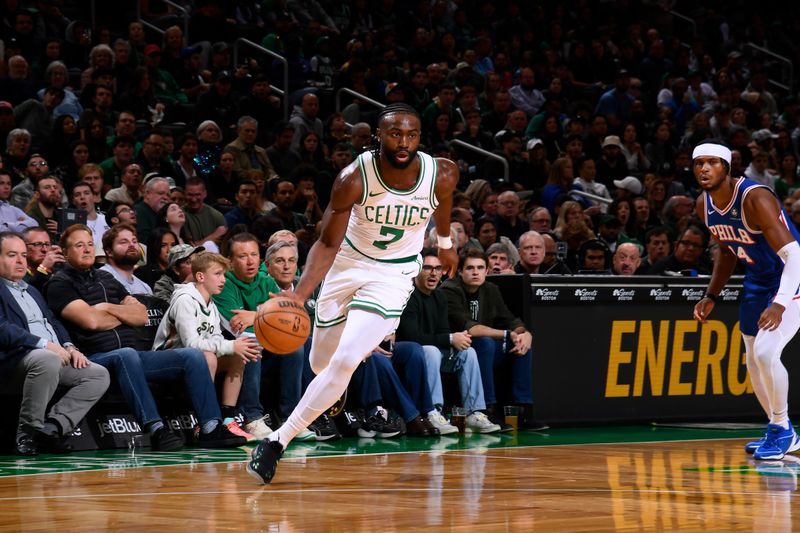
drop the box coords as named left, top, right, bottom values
left=0, top=435, right=759, bottom=479
left=0, top=486, right=787, bottom=503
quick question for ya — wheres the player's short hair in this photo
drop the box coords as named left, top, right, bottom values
left=377, top=103, right=420, bottom=127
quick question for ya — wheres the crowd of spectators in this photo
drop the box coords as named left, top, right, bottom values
left=2, top=0, right=800, bottom=452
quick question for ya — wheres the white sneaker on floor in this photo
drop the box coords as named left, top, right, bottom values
left=427, top=410, right=459, bottom=435
left=244, top=416, right=272, bottom=441
left=466, top=411, right=501, bottom=433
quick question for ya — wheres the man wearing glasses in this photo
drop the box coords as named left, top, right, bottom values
left=22, top=226, right=65, bottom=291
left=648, top=225, right=712, bottom=275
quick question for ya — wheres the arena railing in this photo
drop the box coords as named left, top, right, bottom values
left=745, top=42, right=794, bottom=92
left=569, top=189, right=613, bottom=205
left=135, top=0, right=189, bottom=42
left=233, top=38, right=289, bottom=121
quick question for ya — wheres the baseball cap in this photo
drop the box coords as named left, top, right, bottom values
left=752, top=128, right=779, bottom=143
left=212, top=41, right=231, bottom=54
left=613, top=176, right=644, bottom=195
left=167, top=244, right=204, bottom=269
left=181, top=45, right=202, bottom=59
left=602, top=135, right=622, bottom=149
left=385, top=82, right=402, bottom=96
left=526, top=138, right=544, bottom=150
left=144, top=44, right=161, bottom=57
left=215, top=70, right=233, bottom=82
left=455, top=61, right=472, bottom=72
left=598, top=214, right=622, bottom=227
left=0, top=101, right=12, bottom=113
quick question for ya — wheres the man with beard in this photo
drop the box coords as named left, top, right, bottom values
left=25, top=176, right=62, bottom=239
left=100, top=223, right=152, bottom=295
left=248, top=103, right=459, bottom=483
left=693, top=141, right=800, bottom=460
left=72, top=182, right=109, bottom=260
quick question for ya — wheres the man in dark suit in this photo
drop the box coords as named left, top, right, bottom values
left=0, top=231, right=109, bottom=455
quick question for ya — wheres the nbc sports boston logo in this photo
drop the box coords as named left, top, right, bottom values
left=612, top=288, right=635, bottom=301
left=574, top=288, right=598, bottom=301
left=649, top=288, right=672, bottom=301
left=681, top=288, right=704, bottom=301
left=534, top=288, right=559, bottom=301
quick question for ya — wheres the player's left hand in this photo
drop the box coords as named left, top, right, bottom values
left=758, top=303, right=785, bottom=331
left=439, top=246, right=458, bottom=279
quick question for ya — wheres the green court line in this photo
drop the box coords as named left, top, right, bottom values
left=0, top=425, right=766, bottom=478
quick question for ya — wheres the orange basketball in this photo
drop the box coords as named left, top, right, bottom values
left=253, top=296, right=311, bottom=354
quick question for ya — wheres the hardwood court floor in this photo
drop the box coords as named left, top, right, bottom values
left=0, top=426, right=797, bottom=532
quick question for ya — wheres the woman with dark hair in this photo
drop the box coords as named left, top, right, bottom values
left=137, top=227, right=179, bottom=289
left=645, top=120, right=677, bottom=172
left=608, top=197, right=638, bottom=242
left=539, top=113, right=564, bottom=162
left=156, top=201, right=192, bottom=245
left=54, top=139, right=90, bottom=191
left=775, top=152, right=800, bottom=200
left=47, top=115, right=81, bottom=168
left=117, top=66, right=160, bottom=122
left=81, top=117, right=110, bottom=163
left=297, top=131, right=327, bottom=168
left=425, top=110, right=453, bottom=148
left=472, top=216, right=521, bottom=265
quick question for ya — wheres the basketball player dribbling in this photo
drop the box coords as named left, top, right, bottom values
left=247, top=103, right=459, bottom=483
left=692, top=141, right=800, bottom=460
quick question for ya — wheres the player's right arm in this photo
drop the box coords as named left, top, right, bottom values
left=693, top=196, right=737, bottom=323
left=292, top=161, right=363, bottom=302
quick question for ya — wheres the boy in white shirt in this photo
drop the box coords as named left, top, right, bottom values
left=153, top=252, right=262, bottom=440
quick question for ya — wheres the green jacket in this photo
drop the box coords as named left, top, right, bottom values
left=212, top=267, right=280, bottom=334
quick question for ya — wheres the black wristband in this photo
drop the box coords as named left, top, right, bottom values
left=703, top=292, right=718, bottom=302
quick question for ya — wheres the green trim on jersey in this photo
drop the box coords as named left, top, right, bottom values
left=348, top=299, right=405, bottom=317
left=429, top=157, right=439, bottom=210
left=371, top=153, right=425, bottom=195
left=315, top=315, right=346, bottom=328
left=343, top=236, right=419, bottom=263
left=356, top=154, right=369, bottom=206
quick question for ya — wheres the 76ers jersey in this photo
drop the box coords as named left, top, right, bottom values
left=340, top=150, right=439, bottom=263
left=703, top=177, right=800, bottom=292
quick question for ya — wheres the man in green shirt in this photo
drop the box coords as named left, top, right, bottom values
left=212, top=232, right=304, bottom=440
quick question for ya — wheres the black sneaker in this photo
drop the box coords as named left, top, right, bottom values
left=308, top=414, right=341, bottom=441
left=196, top=422, right=247, bottom=448
left=151, top=427, right=184, bottom=451
left=35, top=431, right=73, bottom=454
left=335, top=409, right=363, bottom=437
left=247, top=439, right=284, bottom=484
left=358, top=406, right=402, bottom=438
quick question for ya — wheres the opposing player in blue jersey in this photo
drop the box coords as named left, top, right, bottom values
left=693, top=141, right=800, bottom=460
left=247, top=104, right=460, bottom=483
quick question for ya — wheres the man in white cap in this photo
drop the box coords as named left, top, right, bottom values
left=612, top=176, right=644, bottom=200
left=692, top=140, right=800, bottom=460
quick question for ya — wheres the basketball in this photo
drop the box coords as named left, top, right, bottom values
left=253, top=296, right=311, bottom=354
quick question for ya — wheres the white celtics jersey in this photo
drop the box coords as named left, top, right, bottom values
left=341, top=150, right=439, bottom=263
